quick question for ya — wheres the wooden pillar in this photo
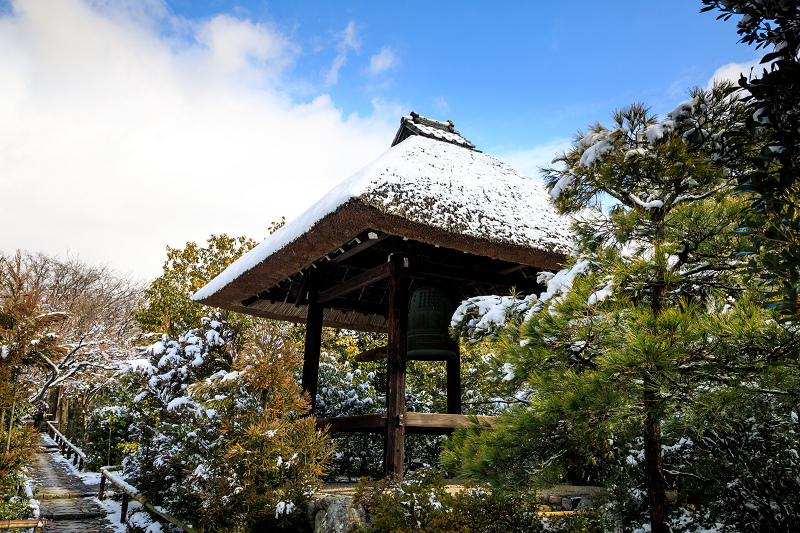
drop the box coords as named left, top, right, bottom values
left=384, top=254, right=409, bottom=479
left=446, top=341, right=461, bottom=415
left=302, top=274, right=323, bottom=416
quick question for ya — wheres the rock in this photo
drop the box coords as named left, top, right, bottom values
left=313, top=496, right=363, bottom=533
left=576, top=496, right=593, bottom=510
left=548, top=495, right=562, bottom=505
left=562, top=497, right=573, bottom=511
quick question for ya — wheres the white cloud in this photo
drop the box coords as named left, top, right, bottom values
left=324, top=20, right=360, bottom=85
left=0, top=0, right=396, bottom=278
left=433, top=96, right=449, bottom=113
left=706, top=56, right=768, bottom=89
left=493, top=138, right=573, bottom=180
left=367, top=46, right=397, bottom=76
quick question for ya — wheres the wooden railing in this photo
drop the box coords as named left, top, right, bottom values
left=0, top=520, right=46, bottom=532
left=98, top=466, right=197, bottom=533
left=45, top=421, right=86, bottom=471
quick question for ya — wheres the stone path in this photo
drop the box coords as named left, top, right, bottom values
left=28, top=435, right=119, bottom=533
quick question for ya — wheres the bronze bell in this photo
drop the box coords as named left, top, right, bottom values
left=406, top=286, right=458, bottom=361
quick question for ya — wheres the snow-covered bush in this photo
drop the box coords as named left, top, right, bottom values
left=315, top=351, right=447, bottom=479
left=122, top=315, right=332, bottom=531
left=351, top=468, right=606, bottom=533
left=84, top=403, right=136, bottom=470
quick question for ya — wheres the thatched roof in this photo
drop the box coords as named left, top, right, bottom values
left=193, top=120, right=575, bottom=332
left=391, top=112, right=476, bottom=150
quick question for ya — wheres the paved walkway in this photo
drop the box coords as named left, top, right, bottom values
left=27, top=435, right=118, bottom=533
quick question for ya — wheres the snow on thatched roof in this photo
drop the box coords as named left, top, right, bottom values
left=193, top=134, right=574, bottom=309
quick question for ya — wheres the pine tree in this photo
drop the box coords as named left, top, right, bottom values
left=702, top=0, right=800, bottom=320
left=447, top=84, right=800, bottom=532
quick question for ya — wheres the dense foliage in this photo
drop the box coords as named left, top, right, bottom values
left=120, top=314, right=332, bottom=531
left=446, top=84, right=800, bottom=533
left=352, top=468, right=605, bottom=533
left=0, top=252, right=63, bottom=517
left=135, top=234, right=260, bottom=336
left=702, top=0, right=800, bottom=320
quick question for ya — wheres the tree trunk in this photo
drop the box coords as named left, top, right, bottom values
left=5, top=398, right=16, bottom=453
left=644, top=385, right=670, bottom=533
left=646, top=255, right=671, bottom=533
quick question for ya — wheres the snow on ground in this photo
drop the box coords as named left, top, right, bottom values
left=99, top=498, right=138, bottom=533
left=40, top=433, right=101, bottom=485
left=42, top=433, right=128, bottom=532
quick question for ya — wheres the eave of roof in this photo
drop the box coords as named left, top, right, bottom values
left=193, top=135, right=574, bottom=312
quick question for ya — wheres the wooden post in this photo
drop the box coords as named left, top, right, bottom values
left=384, top=254, right=409, bottom=479
left=302, top=273, right=323, bottom=416
left=446, top=340, right=461, bottom=415
left=120, top=493, right=129, bottom=523
left=98, top=475, right=106, bottom=500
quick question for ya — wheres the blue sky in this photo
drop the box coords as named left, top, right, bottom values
left=0, top=0, right=760, bottom=278
left=180, top=1, right=754, bottom=140
left=166, top=0, right=756, bottom=148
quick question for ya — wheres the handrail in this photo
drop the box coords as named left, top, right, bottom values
left=98, top=466, right=197, bottom=533
left=0, top=520, right=46, bottom=532
left=45, top=421, right=86, bottom=470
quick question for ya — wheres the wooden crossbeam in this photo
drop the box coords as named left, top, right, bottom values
left=314, top=412, right=496, bottom=434
left=318, top=262, right=392, bottom=303
left=353, top=346, right=388, bottom=362
left=316, top=413, right=386, bottom=433
left=404, top=413, right=497, bottom=433
left=411, top=260, right=536, bottom=289
left=331, top=233, right=390, bottom=264
left=326, top=298, right=387, bottom=316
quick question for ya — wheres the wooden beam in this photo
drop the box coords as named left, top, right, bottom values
left=404, top=412, right=497, bottom=432
left=326, top=298, right=388, bottom=317
left=318, top=262, right=392, bottom=304
left=315, top=413, right=386, bottom=433
left=411, top=260, right=538, bottom=289
left=354, top=346, right=387, bottom=362
left=331, top=232, right=390, bottom=264
left=302, top=274, right=323, bottom=416
left=447, top=341, right=461, bottom=415
left=294, top=273, right=308, bottom=307
left=314, top=412, right=497, bottom=435
left=384, top=254, right=409, bottom=479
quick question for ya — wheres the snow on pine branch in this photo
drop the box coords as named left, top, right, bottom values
left=577, top=129, right=620, bottom=168
left=452, top=258, right=596, bottom=341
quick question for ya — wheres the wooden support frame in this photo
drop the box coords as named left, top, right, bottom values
left=302, top=273, right=323, bottom=415
left=331, top=232, right=390, bottom=264
left=447, top=341, right=461, bottom=415
left=318, top=262, right=392, bottom=303
left=315, top=412, right=496, bottom=434
left=316, top=413, right=386, bottom=432
left=384, top=254, right=409, bottom=478
left=411, top=260, right=538, bottom=290
left=353, top=346, right=388, bottom=362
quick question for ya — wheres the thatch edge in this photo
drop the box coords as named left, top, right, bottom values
left=195, top=199, right=567, bottom=318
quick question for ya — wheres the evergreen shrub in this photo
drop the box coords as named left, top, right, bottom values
left=351, top=468, right=605, bottom=533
